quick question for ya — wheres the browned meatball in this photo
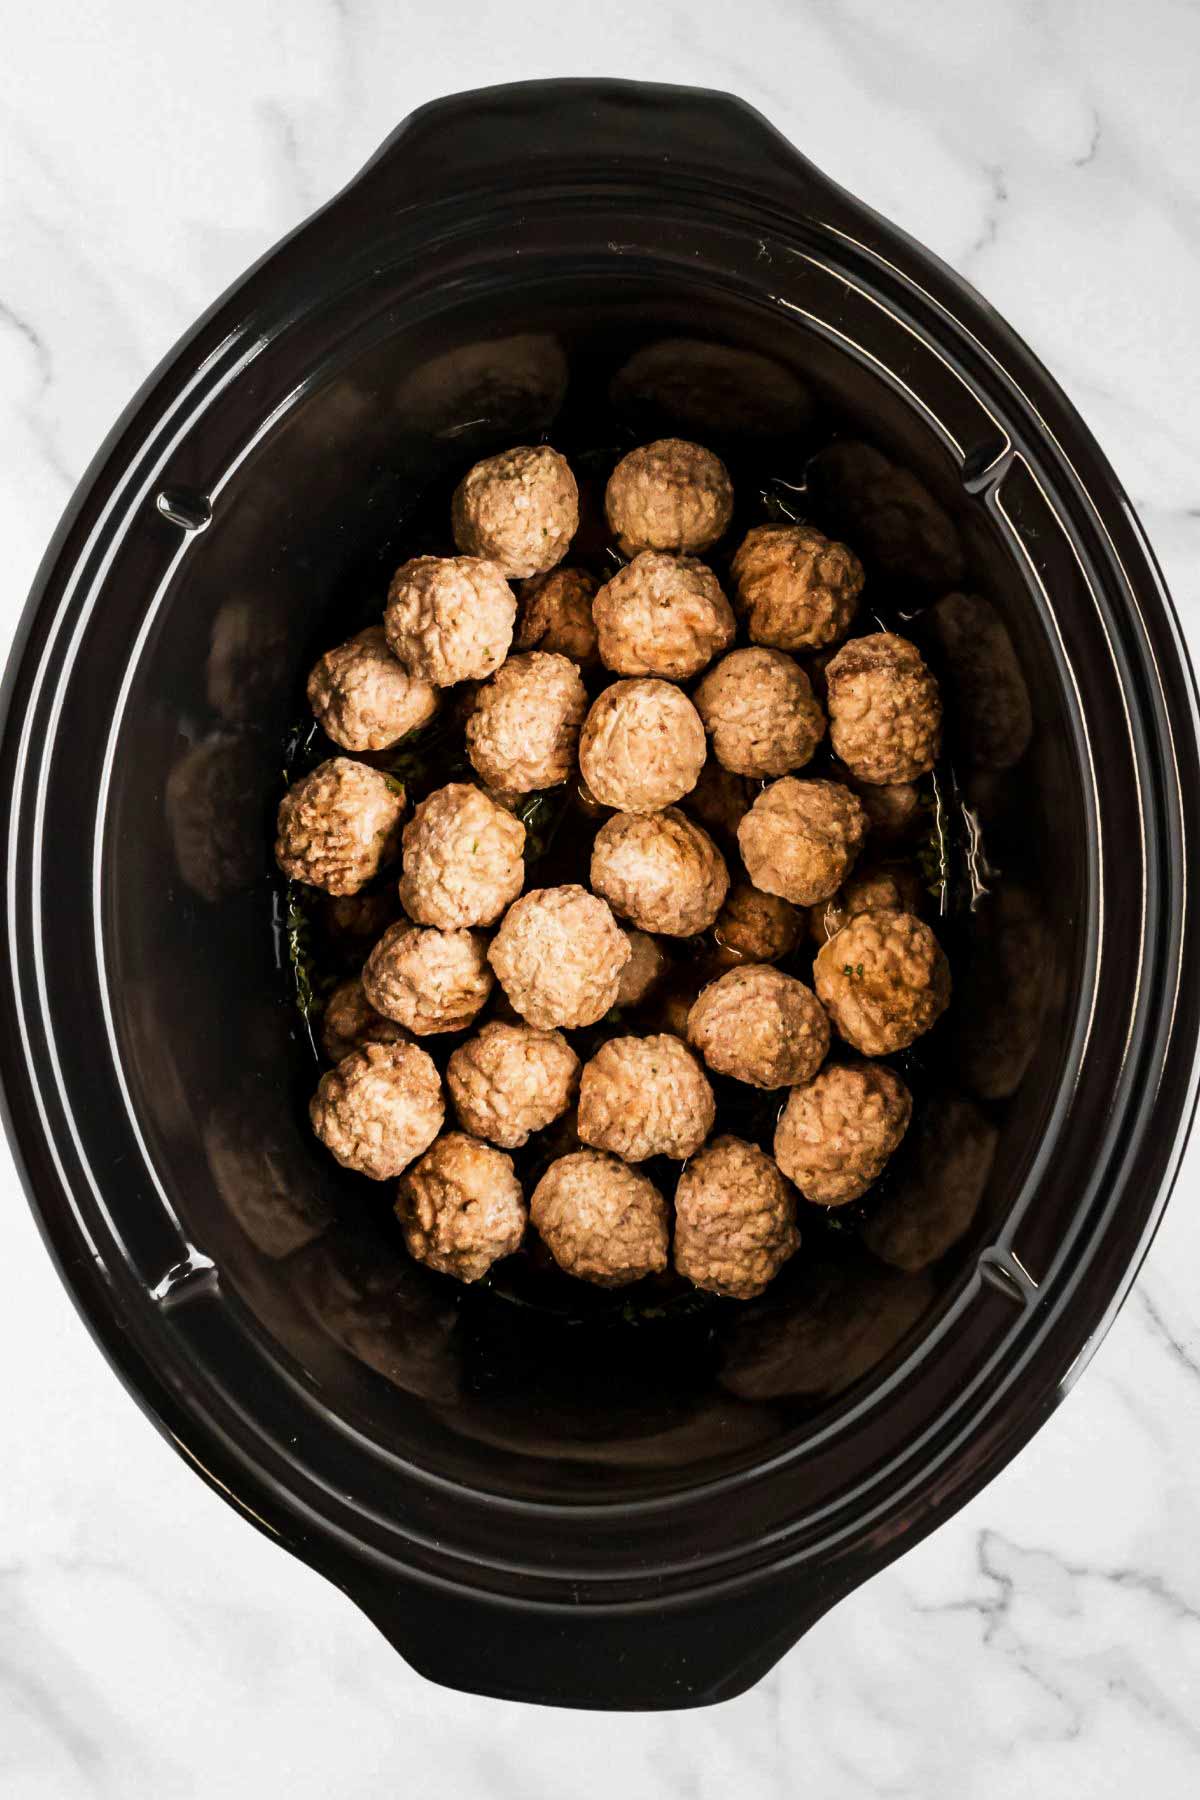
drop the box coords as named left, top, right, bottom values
left=275, top=758, right=406, bottom=896
left=730, top=524, right=864, bottom=651
left=680, top=754, right=753, bottom=848
left=825, top=632, right=942, bottom=784
left=514, top=567, right=599, bottom=665
left=578, top=678, right=706, bottom=814
left=694, top=647, right=825, bottom=777
left=446, top=1020, right=580, bottom=1148
left=306, top=626, right=439, bottom=753
left=591, top=807, right=729, bottom=937
left=320, top=975, right=409, bottom=1063
left=774, top=1063, right=912, bottom=1204
left=687, top=965, right=830, bottom=1089
left=713, top=882, right=803, bottom=968
left=810, top=441, right=966, bottom=590
left=605, top=439, right=733, bottom=557
left=488, top=885, right=630, bottom=1029
left=465, top=652, right=587, bottom=792
left=839, top=768, right=923, bottom=842
left=610, top=339, right=813, bottom=439
left=384, top=555, right=515, bottom=686
left=362, top=920, right=493, bottom=1034
left=861, top=1095, right=996, bottom=1270
left=320, top=886, right=402, bottom=956
left=397, top=1133, right=527, bottom=1282
left=737, top=777, right=868, bottom=907
left=809, top=862, right=927, bottom=944
left=530, top=1151, right=669, bottom=1287
left=674, top=1137, right=800, bottom=1299
left=577, top=1034, right=715, bottom=1161
left=592, top=552, right=735, bottom=679
left=309, top=1039, right=443, bottom=1180
left=928, top=592, right=1033, bottom=771
left=614, top=929, right=669, bottom=1008
left=398, top=783, right=525, bottom=929
left=814, top=909, right=951, bottom=1055
left=451, top=445, right=579, bottom=579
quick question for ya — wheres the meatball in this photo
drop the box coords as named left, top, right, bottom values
left=204, top=1093, right=332, bottom=1258
left=592, top=551, right=735, bottom=680
left=928, top=591, right=1033, bottom=771
left=396, top=1133, right=526, bottom=1283
left=578, top=678, right=706, bottom=814
left=464, top=651, right=587, bottom=795
left=681, top=754, right=753, bottom=847
left=730, top=524, right=864, bottom=651
left=814, top=908, right=951, bottom=1055
left=577, top=1034, right=715, bottom=1161
left=610, top=338, right=813, bottom=439
left=362, top=920, right=493, bottom=1034
left=615, top=929, right=669, bottom=1008
left=530, top=1151, right=669, bottom=1287
left=774, top=1063, right=912, bottom=1204
left=393, top=332, right=567, bottom=441
left=488, top=885, right=630, bottom=1029
left=694, top=647, right=825, bottom=777
left=809, top=440, right=966, bottom=591
left=862, top=1095, right=996, bottom=1270
left=686, top=965, right=830, bottom=1090
left=953, top=885, right=1050, bottom=1101
left=446, top=1020, right=580, bottom=1148
left=604, top=438, right=734, bottom=557
left=398, top=783, right=525, bottom=929
left=309, top=1039, right=443, bottom=1180
left=320, top=887, right=402, bottom=957
left=825, top=632, right=942, bottom=785
left=306, top=626, right=439, bottom=752
left=737, top=777, right=868, bottom=907
left=514, top=567, right=599, bottom=665
left=674, top=1137, right=800, bottom=1300
left=591, top=808, right=729, bottom=937
left=275, top=758, right=406, bottom=896
left=166, top=732, right=262, bottom=902
left=384, top=555, right=515, bottom=686
left=810, top=862, right=927, bottom=944
left=451, top=445, right=579, bottom=579
left=713, top=882, right=803, bottom=968
left=839, top=768, right=923, bottom=843
left=320, top=975, right=409, bottom=1063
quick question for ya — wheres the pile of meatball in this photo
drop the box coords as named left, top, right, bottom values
left=275, top=436, right=951, bottom=1302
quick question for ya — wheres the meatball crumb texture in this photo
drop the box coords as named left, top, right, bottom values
left=384, top=555, right=516, bottom=686
left=593, top=551, right=735, bottom=679
left=275, top=758, right=405, bottom=896
left=488, top=885, right=630, bottom=1029
left=446, top=1020, right=579, bottom=1149
left=362, top=921, right=493, bottom=1034
left=577, top=1034, right=715, bottom=1162
left=674, top=1137, right=800, bottom=1300
left=810, top=862, right=926, bottom=944
left=306, top=626, right=439, bottom=752
left=591, top=807, right=729, bottom=937
left=815, top=909, right=951, bottom=1056
left=320, top=976, right=409, bottom=1064
left=730, top=524, right=864, bottom=651
left=309, top=1039, right=444, bottom=1180
left=687, top=965, right=830, bottom=1090
left=713, top=882, right=803, bottom=968
left=514, top=567, right=599, bottom=665
left=774, top=1063, right=912, bottom=1204
left=451, top=445, right=579, bottom=579
left=825, top=632, right=942, bottom=785
left=465, top=651, right=587, bottom=792
left=398, top=783, right=525, bottom=929
left=737, top=777, right=868, bottom=907
left=397, top=1134, right=526, bottom=1283
left=694, top=647, right=825, bottom=777
left=605, top=438, right=734, bottom=557
left=530, top=1151, right=669, bottom=1287
left=578, top=678, right=706, bottom=814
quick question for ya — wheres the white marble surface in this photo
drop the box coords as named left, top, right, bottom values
left=3, top=2, right=1200, bottom=1793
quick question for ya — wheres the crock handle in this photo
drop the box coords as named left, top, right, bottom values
left=348, top=1571, right=841, bottom=1711
left=348, top=78, right=847, bottom=220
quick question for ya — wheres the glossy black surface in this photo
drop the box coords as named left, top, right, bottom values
left=2, top=80, right=1198, bottom=1711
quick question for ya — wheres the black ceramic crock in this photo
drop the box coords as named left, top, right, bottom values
left=2, top=80, right=1198, bottom=1712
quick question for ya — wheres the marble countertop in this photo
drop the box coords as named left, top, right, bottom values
left=3, top=2, right=1199, bottom=1794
